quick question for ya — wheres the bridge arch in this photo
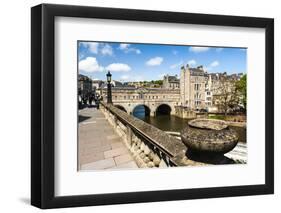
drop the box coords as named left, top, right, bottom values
left=114, top=104, right=127, bottom=113
left=155, top=104, right=172, bottom=116
left=132, top=104, right=151, bottom=117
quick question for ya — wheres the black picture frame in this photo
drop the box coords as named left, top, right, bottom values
left=31, top=3, right=274, bottom=209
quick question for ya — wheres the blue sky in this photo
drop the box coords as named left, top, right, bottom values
left=78, top=41, right=247, bottom=82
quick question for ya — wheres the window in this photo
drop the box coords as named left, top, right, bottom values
left=194, top=83, right=200, bottom=91
left=195, top=100, right=201, bottom=106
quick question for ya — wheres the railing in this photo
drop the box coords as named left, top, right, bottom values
left=100, top=102, right=191, bottom=168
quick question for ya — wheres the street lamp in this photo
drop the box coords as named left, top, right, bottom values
left=106, top=71, right=112, bottom=104
left=106, top=71, right=112, bottom=83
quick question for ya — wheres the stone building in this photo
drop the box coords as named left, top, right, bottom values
left=180, top=65, right=209, bottom=110
left=163, top=74, right=180, bottom=89
left=100, top=80, right=123, bottom=89
left=92, top=80, right=103, bottom=90
left=179, top=65, right=243, bottom=112
left=78, top=74, right=92, bottom=96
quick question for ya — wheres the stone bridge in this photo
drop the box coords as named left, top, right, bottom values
left=101, top=87, right=181, bottom=116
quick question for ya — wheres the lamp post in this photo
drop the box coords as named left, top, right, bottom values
left=106, top=71, right=112, bottom=104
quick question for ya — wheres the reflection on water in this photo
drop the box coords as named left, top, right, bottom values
left=133, top=106, right=190, bottom=132
left=133, top=106, right=246, bottom=142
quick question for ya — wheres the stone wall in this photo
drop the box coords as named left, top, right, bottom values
left=174, top=106, right=197, bottom=119
left=100, top=102, right=193, bottom=168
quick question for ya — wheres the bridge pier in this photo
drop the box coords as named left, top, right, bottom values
left=150, top=110, right=155, bottom=117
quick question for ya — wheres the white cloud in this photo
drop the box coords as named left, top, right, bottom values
left=187, top=59, right=197, bottom=66
left=80, top=42, right=114, bottom=56
left=80, top=42, right=99, bottom=54
left=119, top=44, right=130, bottom=50
left=106, top=63, right=131, bottom=72
left=189, top=47, right=210, bottom=53
left=146, top=57, right=163, bottom=66
left=119, top=43, right=141, bottom=54
left=170, top=61, right=183, bottom=69
left=79, top=57, right=104, bottom=72
left=205, top=60, right=220, bottom=71
left=210, top=60, right=220, bottom=67
left=101, top=44, right=113, bottom=56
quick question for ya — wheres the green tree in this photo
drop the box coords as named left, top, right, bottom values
left=236, top=74, right=247, bottom=110
left=213, top=78, right=239, bottom=116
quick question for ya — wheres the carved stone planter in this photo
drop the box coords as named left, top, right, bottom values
left=181, top=119, right=239, bottom=155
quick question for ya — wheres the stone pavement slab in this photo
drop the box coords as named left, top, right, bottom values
left=81, top=158, right=115, bottom=170
left=111, top=142, right=124, bottom=149
left=114, top=161, right=138, bottom=169
left=78, top=107, right=138, bottom=170
left=104, top=147, right=128, bottom=159
left=114, top=154, right=133, bottom=165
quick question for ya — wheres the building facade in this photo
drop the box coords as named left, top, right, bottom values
left=179, top=65, right=243, bottom=111
left=163, top=75, right=180, bottom=89
left=78, top=74, right=92, bottom=96
left=92, top=80, right=103, bottom=90
left=180, top=65, right=208, bottom=110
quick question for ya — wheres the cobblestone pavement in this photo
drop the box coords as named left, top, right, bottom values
left=78, top=107, right=138, bottom=171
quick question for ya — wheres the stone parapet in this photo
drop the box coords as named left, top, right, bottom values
left=100, top=102, right=201, bottom=168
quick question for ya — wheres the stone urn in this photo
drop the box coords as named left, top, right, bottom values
left=181, top=119, right=239, bottom=156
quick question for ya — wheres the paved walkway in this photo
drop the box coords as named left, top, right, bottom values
left=78, top=107, right=138, bottom=171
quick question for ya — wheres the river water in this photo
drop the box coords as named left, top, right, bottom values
left=133, top=106, right=246, bottom=143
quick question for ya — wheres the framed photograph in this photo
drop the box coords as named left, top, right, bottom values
left=31, top=4, right=274, bottom=209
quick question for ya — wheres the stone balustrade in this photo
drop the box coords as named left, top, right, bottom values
left=100, top=102, right=191, bottom=168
